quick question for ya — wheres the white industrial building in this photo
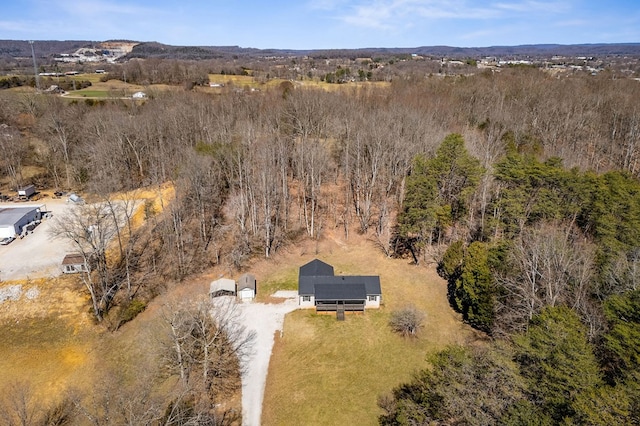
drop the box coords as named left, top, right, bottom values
left=0, top=206, right=43, bottom=239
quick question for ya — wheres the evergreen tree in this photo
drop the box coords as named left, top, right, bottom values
left=397, top=133, right=482, bottom=258
left=514, top=306, right=602, bottom=422
left=454, top=241, right=495, bottom=332
left=602, top=289, right=640, bottom=380
left=379, top=345, right=525, bottom=426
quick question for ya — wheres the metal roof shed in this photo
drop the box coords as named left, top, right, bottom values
left=210, top=278, right=236, bottom=298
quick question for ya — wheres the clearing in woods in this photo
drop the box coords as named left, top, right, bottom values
left=259, top=233, right=481, bottom=426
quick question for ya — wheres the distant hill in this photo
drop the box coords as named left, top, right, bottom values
left=123, top=42, right=640, bottom=60
left=0, top=40, right=95, bottom=58
left=0, top=40, right=136, bottom=59
left=1, top=39, right=639, bottom=60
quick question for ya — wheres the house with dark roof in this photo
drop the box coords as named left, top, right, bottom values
left=298, top=259, right=381, bottom=312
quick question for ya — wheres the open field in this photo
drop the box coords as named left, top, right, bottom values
left=9, top=72, right=389, bottom=99
left=204, top=73, right=391, bottom=93
left=63, top=77, right=147, bottom=99
left=259, top=234, right=482, bottom=425
left=63, top=89, right=112, bottom=98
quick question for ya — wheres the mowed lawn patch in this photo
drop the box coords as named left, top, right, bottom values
left=261, top=237, right=480, bottom=425
left=65, top=89, right=111, bottom=98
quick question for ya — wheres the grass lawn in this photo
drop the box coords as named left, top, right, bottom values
left=64, top=89, right=112, bottom=98
left=260, top=236, right=481, bottom=425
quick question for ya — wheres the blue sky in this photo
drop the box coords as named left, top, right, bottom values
left=1, top=0, right=638, bottom=49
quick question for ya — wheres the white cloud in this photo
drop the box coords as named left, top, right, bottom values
left=492, top=0, right=570, bottom=14
left=332, top=0, right=572, bottom=30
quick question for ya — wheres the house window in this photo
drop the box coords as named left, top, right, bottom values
left=302, top=295, right=311, bottom=302
left=368, top=295, right=377, bottom=301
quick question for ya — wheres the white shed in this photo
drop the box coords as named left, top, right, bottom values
left=210, top=278, right=236, bottom=298
left=237, top=273, right=256, bottom=301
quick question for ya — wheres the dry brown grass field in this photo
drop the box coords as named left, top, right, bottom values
left=0, top=275, right=98, bottom=405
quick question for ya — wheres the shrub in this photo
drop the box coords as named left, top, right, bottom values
left=389, top=305, right=425, bottom=337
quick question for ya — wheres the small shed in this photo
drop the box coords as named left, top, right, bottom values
left=237, top=273, right=256, bottom=301
left=210, top=278, right=236, bottom=298
left=62, top=253, right=88, bottom=274
left=67, top=193, right=84, bottom=204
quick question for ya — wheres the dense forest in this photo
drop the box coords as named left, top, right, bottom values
left=1, top=64, right=640, bottom=424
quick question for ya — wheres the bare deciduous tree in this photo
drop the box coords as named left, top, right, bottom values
left=162, top=297, right=255, bottom=414
left=389, top=305, right=426, bottom=338
left=496, top=222, right=595, bottom=335
left=0, top=381, right=75, bottom=426
left=0, top=124, right=26, bottom=190
left=50, top=202, right=125, bottom=321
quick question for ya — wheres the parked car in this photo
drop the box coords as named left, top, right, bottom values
left=0, top=237, right=15, bottom=245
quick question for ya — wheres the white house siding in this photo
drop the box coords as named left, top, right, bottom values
left=63, top=264, right=87, bottom=274
left=299, top=295, right=315, bottom=308
left=365, top=295, right=381, bottom=309
left=238, top=288, right=255, bottom=301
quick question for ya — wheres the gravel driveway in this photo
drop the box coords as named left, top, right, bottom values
left=236, top=291, right=298, bottom=426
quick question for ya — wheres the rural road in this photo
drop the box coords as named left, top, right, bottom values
left=236, top=291, right=298, bottom=426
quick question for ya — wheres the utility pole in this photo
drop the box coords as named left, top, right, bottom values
left=29, top=40, right=40, bottom=91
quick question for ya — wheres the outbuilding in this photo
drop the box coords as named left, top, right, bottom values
left=210, top=278, right=236, bottom=298
left=237, top=273, right=257, bottom=301
left=67, top=193, right=84, bottom=204
left=61, top=253, right=88, bottom=274
left=0, top=206, right=42, bottom=239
